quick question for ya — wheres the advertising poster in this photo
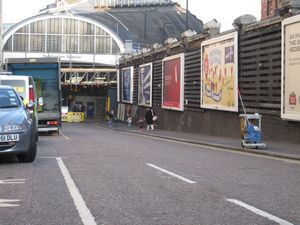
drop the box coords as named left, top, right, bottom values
left=282, top=15, right=300, bottom=121
left=122, top=66, right=133, bottom=103
left=201, top=32, right=238, bottom=112
left=117, top=70, right=120, bottom=102
left=138, top=63, right=152, bottom=107
left=162, top=54, right=184, bottom=111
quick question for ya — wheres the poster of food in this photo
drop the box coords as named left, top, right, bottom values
left=201, top=32, right=238, bottom=112
left=281, top=15, right=300, bottom=121
left=162, top=53, right=184, bottom=111
left=138, top=63, right=152, bottom=107
left=121, top=66, right=133, bottom=103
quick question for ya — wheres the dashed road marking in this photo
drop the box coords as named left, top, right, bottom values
left=0, top=179, right=26, bottom=184
left=227, top=199, right=293, bottom=225
left=0, top=199, right=21, bottom=207
left=146, top=163, right=197, bottom=184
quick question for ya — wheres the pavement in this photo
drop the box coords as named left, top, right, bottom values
left=91, top=120, right=300, bottom=161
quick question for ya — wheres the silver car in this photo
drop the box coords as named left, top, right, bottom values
left=0, top=85, right=37, bottom=162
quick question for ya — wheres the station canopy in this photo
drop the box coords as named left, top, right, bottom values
left=2, top=0, right=204, bottom=86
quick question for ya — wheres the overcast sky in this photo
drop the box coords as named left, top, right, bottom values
left=2, top=0, right=261, bottom=31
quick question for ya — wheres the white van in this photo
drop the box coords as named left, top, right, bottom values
left=0, top=75, right=37, bottom=107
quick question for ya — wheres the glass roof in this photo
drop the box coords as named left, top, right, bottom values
left=90, top=0, right=173, bottom=7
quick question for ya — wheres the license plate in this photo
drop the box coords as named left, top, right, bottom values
left=0, top=134, right=19, bottom=142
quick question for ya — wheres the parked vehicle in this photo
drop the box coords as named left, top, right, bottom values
left=6, top=58, right=62, bottom=134
left=0, top=85, right=37, bottom=162
left=0, top=74, right=38, bottom=139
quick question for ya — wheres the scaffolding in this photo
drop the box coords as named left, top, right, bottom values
left=60, top=67, right=117, bottom=86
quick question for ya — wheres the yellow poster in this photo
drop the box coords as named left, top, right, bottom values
left=201, top=32, right=238, bottom=112
left=282, top=15, right=300, bottom=121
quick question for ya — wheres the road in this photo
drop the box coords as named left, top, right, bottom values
left=0, top=122, right=299, bottom=225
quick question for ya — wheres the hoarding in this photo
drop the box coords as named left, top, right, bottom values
left=121, top=66, right=133, bottom=103
left=162, top=54, right=184, bottom=111
left=138, top=63, right=152, bottom=107
left=281, top=15, right=300, bottom=121
left=117, top=69, right=120, bottom=102
left=201, top=32, right=238, bottom=112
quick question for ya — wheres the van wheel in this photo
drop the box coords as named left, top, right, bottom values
left=17, top=134, right=37, bottom=163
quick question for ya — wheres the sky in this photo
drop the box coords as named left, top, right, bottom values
left=2, top=0, right=261, bottom=32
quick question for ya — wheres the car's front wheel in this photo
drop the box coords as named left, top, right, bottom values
left=17, top=133, right=37, bottom=163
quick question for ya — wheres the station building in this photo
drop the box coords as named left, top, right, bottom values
left=2, top=0, right=204, bottom=119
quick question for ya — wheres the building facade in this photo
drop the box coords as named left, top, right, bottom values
left=261, top=0, right=281, bottom=19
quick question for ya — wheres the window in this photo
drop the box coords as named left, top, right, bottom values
left=4, top=17, right=120, bottom=54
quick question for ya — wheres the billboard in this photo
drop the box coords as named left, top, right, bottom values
left=281, top=15, right=300, bottom=121
left=138, top=63, right=152, bottom=107
left=201, top=32, right=238, bottom=112
left=121, top=66, right=133, bottom=103
left=162, top=53, right=184, bottom=111
left=117, top=70, right=120, bottom=102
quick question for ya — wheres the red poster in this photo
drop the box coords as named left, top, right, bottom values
left=162, top=54, right=184, bottom=111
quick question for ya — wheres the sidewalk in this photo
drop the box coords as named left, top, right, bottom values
left=94, top=120, right=300, bottom=161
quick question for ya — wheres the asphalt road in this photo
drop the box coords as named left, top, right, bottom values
left=0, top=122, right=299, bottom=225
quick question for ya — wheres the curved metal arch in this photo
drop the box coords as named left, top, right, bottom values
left=2, top=13, right=125, bottom=53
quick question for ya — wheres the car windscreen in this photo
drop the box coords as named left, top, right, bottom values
left=0, top=80, right=27, bottom=100
left=0, top=89, right=21, bottom=108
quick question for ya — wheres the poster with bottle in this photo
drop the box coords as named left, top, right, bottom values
left=281, top=15, right=300, bottom=121
left=138, top=63, right=152, bottom=107
left=201, top=32, right=238, bottom=112
left=122, top=66, right=133, bottom=103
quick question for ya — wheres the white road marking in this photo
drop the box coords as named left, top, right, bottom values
left=146, top=163, right=197, bottom=184
left=37, top=157, right=62, bottom=159
left=0, top=179, right=25, bottom=184
left=56, top=157, right=97, bottom=225
left=227, top=199, right=294, bottom=225
left=60, top=131, right=70, bottom=140
left=0, top=199, right=21, bottom=207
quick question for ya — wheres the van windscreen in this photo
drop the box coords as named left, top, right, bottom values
left=1, top=80, right=26, bottom=99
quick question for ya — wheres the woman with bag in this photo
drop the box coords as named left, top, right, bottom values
left=145, top=107, right=156, bottom=130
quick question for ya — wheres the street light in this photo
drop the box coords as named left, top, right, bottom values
left=0, top=0, right=3, bottom=71
left=185, top=0, right=189, bottom=30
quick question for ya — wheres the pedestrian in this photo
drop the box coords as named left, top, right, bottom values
left=145, top=107, right=156, bottom=130
left=79, top=104, right=85, bottom=113
left=106, top=110, right=115, bottom=127
left=137, top=116, right=145, bottom=131
left=127, top=116, right=132, bottom=127
left=72, top=105, right=78, bottom=112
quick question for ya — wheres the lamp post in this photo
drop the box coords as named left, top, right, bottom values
left=0, top=0, right=3, bottom=71
left=185, top=0, right=189, bottom=30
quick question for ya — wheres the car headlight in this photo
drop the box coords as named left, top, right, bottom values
left=0, top=125, right=23, bottom=133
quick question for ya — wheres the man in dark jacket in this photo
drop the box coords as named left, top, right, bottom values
left=145, top=108, right=155, bottom=130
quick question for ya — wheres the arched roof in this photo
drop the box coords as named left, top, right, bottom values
left=74, top=3, right=204, bottom=46
left=3, top=14, right=125, bottom=53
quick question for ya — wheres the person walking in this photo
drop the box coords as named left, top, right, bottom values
left=145, top=107, right=156, bottom=130
left=137, top=116, right=145, bottom=131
